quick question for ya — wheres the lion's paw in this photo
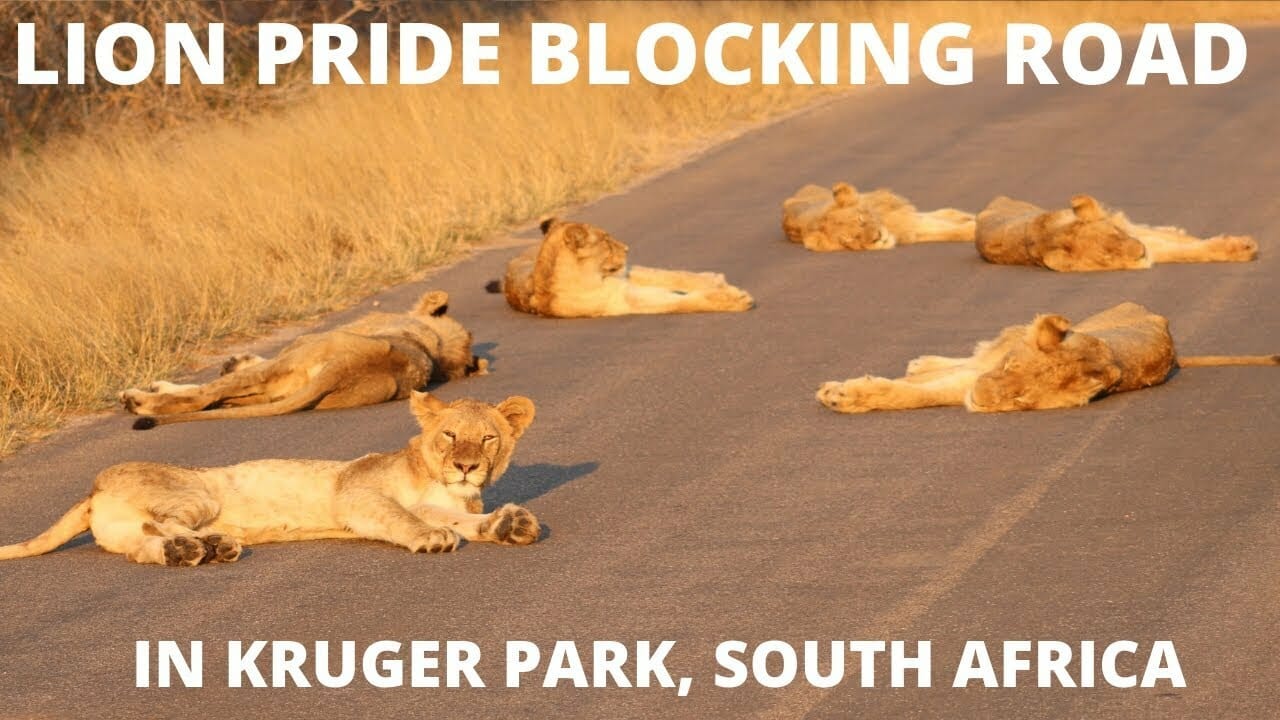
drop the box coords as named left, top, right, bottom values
left=222, top=354, right=265, bottom=375
left=480, top=504, right=541, bottom=546
left=698, top=271, right=728, bottom=286
left=163, top=536, right=207, bottom=567
left=410, top=527, right=459, bottom=554
left=817, top=377, right=890, bottom=413
left=1210, top=234, right=1258, bottom=261
left=707, top=285, right=754, bottom=312
left=200, top=534, right=243, bottom=563
left=119, top=388, right=155, bottom=415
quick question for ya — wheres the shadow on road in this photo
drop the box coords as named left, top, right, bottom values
left=485, top=461, right=599, bottom=506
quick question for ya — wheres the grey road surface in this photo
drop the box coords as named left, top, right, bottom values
left=1, top=28, right=1278, bottom=719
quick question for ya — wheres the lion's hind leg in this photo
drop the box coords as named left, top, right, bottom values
left=1124, top=220, right=1257, bottom=263
left=906, top=355, right=971, bottom=376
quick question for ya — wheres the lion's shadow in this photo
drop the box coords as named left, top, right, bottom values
left=484, top=461, right=598, bottom=507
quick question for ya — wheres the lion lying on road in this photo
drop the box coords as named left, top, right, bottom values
left=0, top=392, right=539, bottom=566
left=488, top=218, right=754, bottom=317
left=782, top=183, right=976, bottom=251
left=976, top=195, right=1258, bottom=271
left=818, top=302, right=1278, bottom=414
left=120, top=290, right=486, bottom=429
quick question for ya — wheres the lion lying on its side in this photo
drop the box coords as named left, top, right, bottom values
left=782, top=183, right=976, bottom=251
left=120, top=290, right=486, bottom=429
left=818, top=302, right=1277, bottom=414
left=976, top=195, right=1258, bottom=271
left=489, top=218, right=754, bottom=317
left=0, top=392, right=539, bottom=566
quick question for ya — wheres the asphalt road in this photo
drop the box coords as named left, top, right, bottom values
left=2, top=28, right=1278, bottom=720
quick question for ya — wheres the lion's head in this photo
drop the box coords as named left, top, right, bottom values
left=965, top=314, right=1123, bottom=412
left=539, top=217, right=629, bottom=277
left=1042, top=196, right=1149, bottom=271
left=801, top=184, right=895, bottom=251
left=408, top=391, right=535, bottom=502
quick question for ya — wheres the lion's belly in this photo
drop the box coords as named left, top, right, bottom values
left=204, top=460, right=346, bottom=534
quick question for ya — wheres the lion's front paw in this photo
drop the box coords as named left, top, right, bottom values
left=119, top=388, right=155, bottom=415
left=480, top=504, right=541, bottom=546
left=817, top=377, right=889, bottom=414
left=698, top=271, right=728, bottom=286
left=410, top=527, right=459, bottom=554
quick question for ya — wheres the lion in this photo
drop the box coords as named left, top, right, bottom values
left=119, top=290, right=487, bottom=429
left=486, top=218, right=754, bottom=317
left=976, top=195, right=1258, bottom=271
left=0, top=392, right=540, bottom=566
left=782, top=182, right=976, bottom=252
left=817, top=302, right=1278, bottom=414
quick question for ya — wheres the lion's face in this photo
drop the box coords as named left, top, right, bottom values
left=1051, top=196, right=1149, bottom=270
left=815, top=183, right=894, bottom=250
left=409, top=392, right=535, bottom=498
left=545, top=219, right=629, bottom=277
left=966, top=315, right=1122, bottom=412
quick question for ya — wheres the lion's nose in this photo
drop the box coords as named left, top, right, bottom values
left=454, top=461, right=479, bottom=475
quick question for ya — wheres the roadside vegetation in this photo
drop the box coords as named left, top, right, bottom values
left=1, top=1, right=1276, bottom=454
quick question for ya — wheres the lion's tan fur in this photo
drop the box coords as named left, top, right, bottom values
left=499, top=218, right=754, bottom=317
left=818, top=302, right=1278, bottom=414
left=0, top=393, right=541, bottom=565
left=120, top=290, right=487, bottom=428
left=976, top=195, right=1258, bottom=271
left=782, top=183, right=975, bottom=252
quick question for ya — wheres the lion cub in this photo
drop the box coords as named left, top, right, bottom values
left=976, top=195, right=1258, bottom=271
left=489, top=218, right=754, bottom=317
left=782, top=182, right=975, bottom=251
left=120, top=290, right=487, bottom=429
left=818, top=302, right=1277, bottom=414
left=0, top=393, right=540, bottom=566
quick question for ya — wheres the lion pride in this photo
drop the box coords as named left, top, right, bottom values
left=782, top=182, right=976, bottom=251
left=818, top=302, right=1277, bottom=414
left=491, top=218, right=753, bottom=317
left=976, top=195, right=1258, bottom=271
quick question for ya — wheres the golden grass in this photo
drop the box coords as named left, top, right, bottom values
left=1, top=1, right=1277, bottom=454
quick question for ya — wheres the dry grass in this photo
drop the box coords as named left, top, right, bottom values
left=1, top=1, right=1277, bottom=454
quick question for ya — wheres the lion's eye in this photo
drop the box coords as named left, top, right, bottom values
left=482, top=434, right=496, bottom=443
left=442, top=431, right=455, bottom=441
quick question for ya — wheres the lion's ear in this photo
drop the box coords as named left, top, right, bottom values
left=414, top=290, right=449, bottom=317
left=833, top=182, right=859, bottom=208
left=410, top=391, right=448, bottom=426
left=563, top=225, right=591, bottom=250
left=1070, top=195, right=1105, bottom=222
left=540, top=217, right=560, bottom=235
left=496, top=396, right=536, bottom=439
left=1029, top=314, right=1072, bottom=351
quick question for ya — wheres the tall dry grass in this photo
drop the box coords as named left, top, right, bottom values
left=1, top=1, right=1278, bottom=454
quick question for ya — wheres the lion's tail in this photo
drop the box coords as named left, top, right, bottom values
left=484, top=280, right=502, bottom=294
left=0, top=497, right=91, bottom=560
left=1178, top=354, right=1280, bottom=368
left=132, top=368, right=343, bottom=430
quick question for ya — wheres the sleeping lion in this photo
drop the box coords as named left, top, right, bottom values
left=818, top=302, right=1277, bottom=414
left=0, top=392, right=540, bottom=566
left=782, top=182, right=976, bottom=251
left=119, top=290, right=486, bottom=429
left=976, top=195, right=1258, bottom=271
left=488, top=218, right=754, bottom=317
